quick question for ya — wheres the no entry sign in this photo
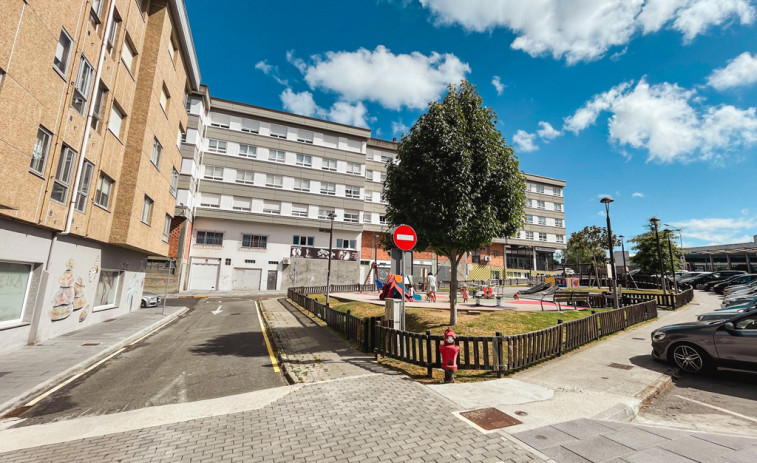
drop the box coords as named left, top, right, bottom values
left=392, top=224, right=417, bottom=251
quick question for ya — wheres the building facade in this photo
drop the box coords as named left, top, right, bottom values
left=684, top=236, right=757, bottom=272
left=0, top=0, right=200, bottom=351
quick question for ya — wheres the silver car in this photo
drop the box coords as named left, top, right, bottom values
left=141, top=292, right=162, bottom=308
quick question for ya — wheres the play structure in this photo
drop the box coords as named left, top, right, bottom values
left=545, top=277, right=580, bottom=288
left=377, top=274, right=422, bottom=302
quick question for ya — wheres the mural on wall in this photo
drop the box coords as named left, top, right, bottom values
left=290, top=246, right=359, bottom=262
left=126, top=273, right=145, bottom=310
left=89, top=256, right=100, bottom=283
left=50, top=258, right=93, bottom=322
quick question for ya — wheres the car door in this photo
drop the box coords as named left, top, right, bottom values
left=713, top=314, right=757, bottom=371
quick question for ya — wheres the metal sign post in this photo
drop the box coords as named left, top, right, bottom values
left=392, top=225, right=417, bottom=332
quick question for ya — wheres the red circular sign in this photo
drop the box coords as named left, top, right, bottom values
left=392, top=224, right=417, bottom=251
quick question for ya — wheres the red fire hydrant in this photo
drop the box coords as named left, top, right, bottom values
left=439, top=328, right=460, bottom=383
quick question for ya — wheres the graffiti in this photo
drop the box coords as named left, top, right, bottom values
left=126, top=273, right=145, bottom=309
left=291, top=246, right=359, bottom=262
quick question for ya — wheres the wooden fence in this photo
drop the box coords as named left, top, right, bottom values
left=620, top=287, right=693, bottom=309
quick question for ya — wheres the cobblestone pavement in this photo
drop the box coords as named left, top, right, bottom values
left=0, top=374, right=544, bottom=463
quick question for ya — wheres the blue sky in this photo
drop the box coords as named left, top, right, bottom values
left=185, top=0, right=757, bottom=249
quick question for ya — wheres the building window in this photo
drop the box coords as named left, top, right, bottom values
left=208, top=139, right=227, bottom=153
left=51, top=145, right=77, bottom=203
left=141, top=196, right=153, bottom=225
left=525, top=231, right=534, bottom=240
left=556, top=235, right=564, bottom=243
left=526, top=198, right=533, bottom=208
left=74, top=161, right=95, bottom=212
left=162, top=214, right=171, bottom=242
left=555, top=218, right=563, bottom=228
left=0, top=262, right=32, bottom=326
left=471, top=250, right=481, bottom=264
left=199, top=193, right=220, bottom=208
left=336, top=239, right=357, bottom=249
left=72, top=57, right=94, bottom=115
left=526, top=215, right=534, bottom=224
left=170, top=168, right=179, bottom=196
left=553, top=187, right=562, bottom=196
left=242, top=234, right=267, bottom=249
left=121, top=38, right=136, bottom=74
left=204, top=166, right=223, bottom=181
left=380, top=154, right=394, bottom=163
left=345, top=185, right=360, bottom=199
left=241, top=119, right=259, bottom=133
left=94, top=270, right=121, bottom=309
left=168, top=36, right=178, bottom=65
left=151, top=138, right=162, bottom=169
left=235, top=170, right=254, bottom=185
left=379, top=172, right=387, bottom=182
left=108, top=103, right=125, bottom=139
left=293, top=235, right=314, bottom=246
left=320, top=182, right=336, bottom=195
left=232, top=196, right=251, bottom=211
left=196, top=231, right=223, bottom=245
left=159, top=85, right=170, bottom=113
left=538, top=216, right=546, bottom=226
left=363, top=213, right=372, bottom=223
left=225, top=258, right=231, bottom=266
left=297, top=130, right=313, bottom=144
left=265, top=174, right=283, bottom=188
left=53, top=28, right=73, bottom=75
left=262, top=200, right=280, bottom=214
left=210, top=114, right=230, bottom=129
left=536, top=184, right=545, bottom=194
left=30, top=126, right=52, bottom=175
left=291, top=203, right=308, bottom=217
left=554, top=202, right=563, bottom=212
left=239, top=144, right=256, bottom=158
left=322, top=158, right=337, bottom=171
left=293, top=178, right=310, bottom=192
left=539, top=233, right=547, bottom=242
left=270, top=124, right=287, bottom=139
left=537, top=200, right=546, bottom=209
left=296, top=154, right=312, bottom=167
left=268, top=149, right=285, bottom=163
left=95, top=173, right=114, bottom=209
left=364, top=193, right=373, bottom=202
left=343, top=211, right=359, bottom=223
left=91, top=0, right=104, bottom=19
left=90, top=83, right=108, bottom=130
left=107, top=13, right=121, bottom=54
left=379, top=215, right=387, bottom=225
left=346, top=162, right=362, bottom=175
left=365, top=170, right=374, bottom=181
left=318, top=208, right=335, bottom=220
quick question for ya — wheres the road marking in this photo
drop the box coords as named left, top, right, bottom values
left=146, top=372, right=187, bottom=406
left=256, top=301, right=280, bottom=373
left=211, top=305, right=223, bottom=315
left=673, top=394, right=757, bottom=423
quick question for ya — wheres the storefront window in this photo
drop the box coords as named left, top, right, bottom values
left=0, top=262, right=32, bottom=325
left=94, top=270, right=121, bottom=309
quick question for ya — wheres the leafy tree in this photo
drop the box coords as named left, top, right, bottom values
left=629, top=225, right=680, bottom=274
left=565, top=226, right=619, bottom=266
left=383, top=80, right=526, bottom=325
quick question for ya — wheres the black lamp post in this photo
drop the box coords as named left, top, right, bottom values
left=619, top=234, right=627, bottom=288
left=650, top=217, right=667, bottom=297
left=601, top=197, right=619, bottom=310
left=663, top=229, right=680, bottom=297
left=325, top=211, right=336, bottom=307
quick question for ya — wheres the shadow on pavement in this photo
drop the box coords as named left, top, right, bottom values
left=190, top=332, right=267, bottom=357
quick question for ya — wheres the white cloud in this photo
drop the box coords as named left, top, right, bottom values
left=286, top=50, right=307, bottom=74
left=707, top=52, right=757, bottom=90
left=563, top=82, right=631, bottom=133
left=255, top=60, right=272, bottom=74
left=255, top=60, right=289, bottom=86
left=513, top=130, right=538, bottom=152
left=537, top=121, right=561, bottom=140
left=419, top=0, right=755, bottom=64
left=280, top=89, right=370, bottom=128
left=280, top=89, right=322, bottom=118
left=298, top=45, right=470, bottom=110
left=492, top=76, right=505, bottom=95
left=632, top=192, right=645, bottom=198
left=392, top=121, right=409, bottom=137
left=327, top=101, right=369, bottom=128
left=671, top=217, right=757, bottom=244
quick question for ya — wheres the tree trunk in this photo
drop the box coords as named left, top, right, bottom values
left=448, top=255, right=459, bottom=325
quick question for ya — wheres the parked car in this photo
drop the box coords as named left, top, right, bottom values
left=141, top=292, right=162, bottom=308
left=712, top=274, right=757, bottom=294
left=724, top=279, right=757, bottom=296
left=696, top=303, right=757, bottom=322
left=722, top=293, right=757, bottom=309
left=651, top=312, right=757, bottom=374
left=679, top=272, right=712, bottom=286
left=696, top=271, right=746, bottom=290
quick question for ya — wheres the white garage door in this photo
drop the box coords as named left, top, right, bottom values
left=233, top=268, right=261, bottom=290
left=189, top=260, right=219, bottom=290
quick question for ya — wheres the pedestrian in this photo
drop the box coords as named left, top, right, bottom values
left=461, top=283, right=469, bottom=303
left=427, top=272, right=437, bottom=302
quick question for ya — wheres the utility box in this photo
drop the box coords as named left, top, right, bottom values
left=385, top=298, right=402, bottom=329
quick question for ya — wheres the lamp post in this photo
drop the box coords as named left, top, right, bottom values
left=325, top=211, right=336, bottom=308
left=619, top=234, right=628, bottom=288
left=600, top=197, right=619, bottom=310
left=649, top=217, right=667, bottom=297
left=663, top=229, right=680, bottom=297
left=664, top=224, right=685, bottom=271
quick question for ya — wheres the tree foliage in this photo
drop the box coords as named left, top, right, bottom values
left=383, top=80, right=526, bottom=325
left=565, top=226, right=620, bottom=265
left=629, top=224, right=680, bottom=274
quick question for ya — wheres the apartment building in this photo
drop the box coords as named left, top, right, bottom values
left=0, top=0, right=200, bottom=351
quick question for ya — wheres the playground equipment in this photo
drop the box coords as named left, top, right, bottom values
left=377, top=274, right=422, bottom=302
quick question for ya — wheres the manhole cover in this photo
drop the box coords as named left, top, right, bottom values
left=81, top=343, right=101, bottom=346
left=608, top=362, right=633, bottom=370
left=460, top=408, right=522, bottom=430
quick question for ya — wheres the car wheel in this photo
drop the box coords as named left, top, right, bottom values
left=670, top=343, right=710, bottom=374
left=141, top=300, right=146, bottom=308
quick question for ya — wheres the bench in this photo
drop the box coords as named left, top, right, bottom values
left=551, top=290, right=591, bottom=311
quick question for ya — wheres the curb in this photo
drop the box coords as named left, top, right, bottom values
left=0, top=307, right=188, bottom=417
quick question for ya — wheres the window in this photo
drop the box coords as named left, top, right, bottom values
left=242, top=234, right=267, bottom=249
left=379, top=172, right=387, bottom=182
left=556, top=235, right=564, bottom=243
left=336, top=239, right=357, bottom=249
left=107, top=14, right=121, bottom=54
left=291, top=203, right=308, bottom=217
left=150, top=138, right=162, bottom=169
left=318, top=208, right=335, bottom=220
left=208, top=139, right=227, bottom=153
left=196, top=231, right=223, bottom=245
left=345, top=185, right=361, bottom=199
left=364, top=193, right=373, bottom=202
left=170, top=168, right=179, bottom=196
left=380, top=154, right=394, bottom=163
left=74, top=161, right=94, bottom=212
left=0, top=262, right=32, bottom=326
left=72, top=57, right=94, bottom=115
left=320, top=182, right=336, bottom=195
left=346, top=162, right=361, bottom=175
left=536, top=184, right=545, bottom=194
left=53, top=29, right=73, bottom=75
left=296, top=154, right=312, bottom=167
left=365, top=170, right=374, bottom=181
left=270, top=124, right=287, bottom=139
left=363, top=213, right=372, bottom=223
left=322, top=158, right=337, bottom=171
left=204, top=166, right=223, bottom=181
left=108, top=104, right=125, bottom=139
left=90, top=83, right=108, bottom=130
left=241, top=119, right=259, bottom=134
left=537, top=200, right=546, bottom=209
left=343, top=211, right=359, bottom=223
left=239, top=144, right=256, bottom=158
left=526, top=215, right=534, bottom=224
left=379, top=215, right=387, bottom=225
left=322, top=134, right=338, bottom=148
left=297, top=130, right=313, bottom=144
left=199, top=193, right=220, bottom=208
left=225, top=258, right=231, bottom=266
left=94, top=270, right=121, bottom=309
left=232, top=196, right=251, bottom=211
left=168, top=37, right=178, bottom=65
left=30, top=126, right=52, bottom=174
left=210, top=114, right=230, bottom=128
left=121, top=38, right=136, bottom=74
left=235, top=170, right=254, bottom=185
left=293, top=235, right=314, bottom=246
left=91, top=0, right=103, bottom=19
left=51, top=145, right=77, bottom=203
left=95, top=173, right=114, bottom=209
left=554, top=203, right=563, bottom=212
left=471, top=250, right=481, bottom=264
left=553, top=187, right=562, bottom=196
left=538, top=216, right=546, bottom=226
left=539, top=233, right=547, bottom=242
left=293, top=178, right=310, bottom=192
left=244, top=260, right=255, bottom=264
left=525, top=231, right=534, bottom=240
left=268, top=149, right=285, bottom=163
left=141, top=196, right=153, bottom=225
left=262, top=200, right=280, bottom=214
left=159, top=85, right=169, bottom=113
left=162, top=214, right=171, bottom=242
left=265, top=174, right=282, bottom=188
left=526, top=198, right=533, bottom=208
left=555, top=219, right=563, bottom=228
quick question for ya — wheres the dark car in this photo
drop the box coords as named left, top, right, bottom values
left=679, top=272, right=712, bottom=286
left=712, top=274, right=757, bottom=295
left=695, top=271, right=747, bottom=290
left=651, top=312, right=757, bottom=374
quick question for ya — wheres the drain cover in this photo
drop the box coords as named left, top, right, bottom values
left=460, top=408, right=522, bottom=430
left=608, top=362, right=633, bottom=370
left=81, top=343, right=101, bottom=346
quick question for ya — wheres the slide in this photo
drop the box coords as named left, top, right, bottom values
left=378, top=274, right=421, bottom=301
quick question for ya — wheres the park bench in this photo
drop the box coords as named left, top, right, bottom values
left=550, top=290, right=591, bottom=311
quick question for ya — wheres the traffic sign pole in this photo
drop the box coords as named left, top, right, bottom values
left=392, top=225, right=417, bottom=332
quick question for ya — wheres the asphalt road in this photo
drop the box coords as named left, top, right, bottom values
left=14, top=297, right=286, bottom=427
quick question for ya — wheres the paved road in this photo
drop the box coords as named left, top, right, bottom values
left=13, top=297, right=285, bottom=426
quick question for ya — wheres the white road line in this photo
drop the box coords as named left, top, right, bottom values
left=673, top=394, right=757, bottom=423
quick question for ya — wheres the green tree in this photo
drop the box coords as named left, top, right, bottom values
left=383, top=80, right=526, bottom=325
left=565, top=225, right=619, bottom=266
left=629, top=225, right=680, bottom=274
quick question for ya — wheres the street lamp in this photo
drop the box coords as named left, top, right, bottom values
left=664, top=224, right=685, bottom=271
left=619, top=234, right=628, bottom=288
left=325, top=211, right=336, bottom=308
left=663, top=229, right=680, bottom=296
left=600, top=197, right=619, bottom=310
left=649, top=217, right=667, bottom=297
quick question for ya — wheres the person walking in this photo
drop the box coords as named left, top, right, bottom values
left=426, top=273, right=437, bottom=302
left=461, top=283, right=469, bottom=303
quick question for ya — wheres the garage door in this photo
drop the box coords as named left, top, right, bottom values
left=189, top=260, right=219, bottom=290
left=233, top=268, right=261, bottom=290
